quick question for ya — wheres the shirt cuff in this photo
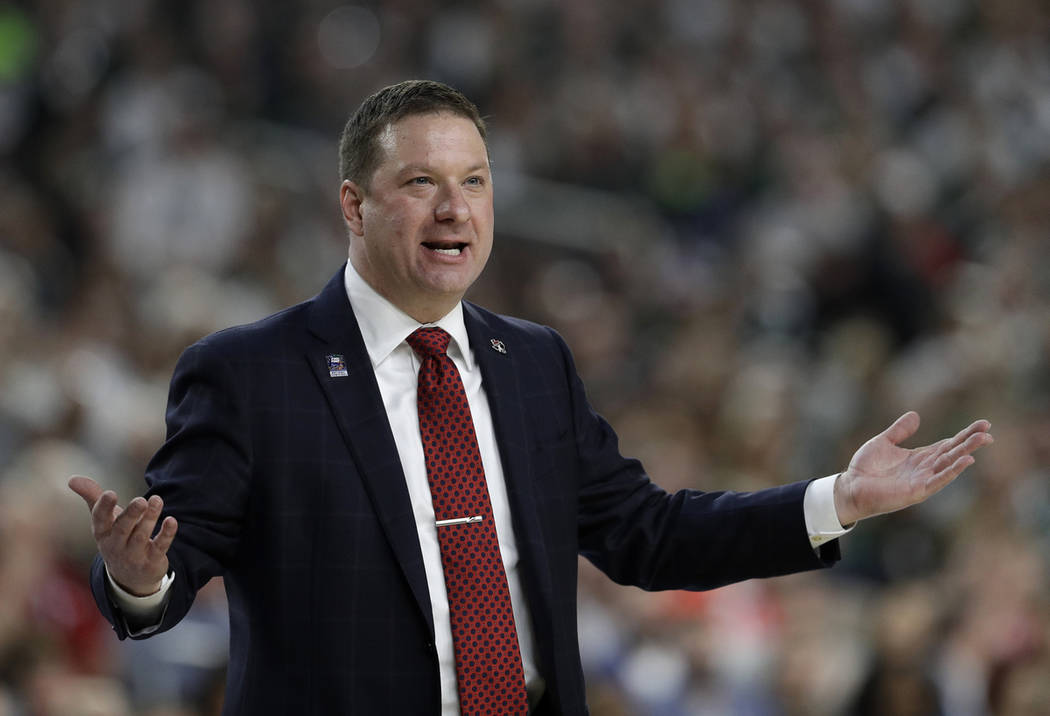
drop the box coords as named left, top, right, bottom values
left=105, top=564, right=174, bottom=626
left=803, top=473, right=854, bottom=548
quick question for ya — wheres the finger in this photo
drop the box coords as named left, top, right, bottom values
left=127, top=495, right=164, bottom=548
left=914, top=419, right=992, bottom=466
left=881, top=411, right=920, bottom=446
left=150, top=516, right=179, bottom=556
left=91, top=490, right=123, bottom=536
left=69, top=475, right=103, bottom=510
left=927, top=454, right=975, bottom=494
left=110, top=496, right=149, bottom=542
left=933, top=431, right=994, bottom=472
left=946, top=419, right=992, bottom=450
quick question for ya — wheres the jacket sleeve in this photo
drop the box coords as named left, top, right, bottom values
left=90, top=336, right=253, bottom=639
left=547, top=328, right=839, bottom=592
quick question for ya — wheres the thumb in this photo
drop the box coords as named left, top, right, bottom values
left=881, top=411, right=920, bottom=446
left=68, top=475, right=103, bottom=509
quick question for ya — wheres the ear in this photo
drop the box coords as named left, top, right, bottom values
left=340, top=180, right=366, bottom=237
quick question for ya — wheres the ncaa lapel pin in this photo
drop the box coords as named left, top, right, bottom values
left=489, top=338, right=507, bottom=355
left=326, top=354, right=348, bottom=377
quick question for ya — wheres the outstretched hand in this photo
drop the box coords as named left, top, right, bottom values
left=834, top=412, right=993, bottom=526
left=68, top=475, right=178, bottom=597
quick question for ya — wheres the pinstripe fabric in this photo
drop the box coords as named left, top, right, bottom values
left=89, top=266, right=840, bottom=715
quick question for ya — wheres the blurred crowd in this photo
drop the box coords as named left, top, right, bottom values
left=2, top=0, right=1049, bottom=714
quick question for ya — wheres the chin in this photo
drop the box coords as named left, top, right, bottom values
left=422, top=269, right=480, bottom=295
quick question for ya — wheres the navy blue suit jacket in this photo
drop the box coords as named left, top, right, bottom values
left=90, top=267, right=838, bottom=714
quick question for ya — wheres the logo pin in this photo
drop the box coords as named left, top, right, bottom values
left=326, top=354, right=348, bottom=377
left=489, top=338, right=507, bottom=354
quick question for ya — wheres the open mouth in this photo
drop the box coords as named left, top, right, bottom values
left=423, top=241, right=467, bottom=256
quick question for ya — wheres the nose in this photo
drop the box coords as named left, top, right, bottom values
left=434, top=185, right=470, bottom=224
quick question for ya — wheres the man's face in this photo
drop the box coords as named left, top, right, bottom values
left=341, top=112, right=493, bottom=323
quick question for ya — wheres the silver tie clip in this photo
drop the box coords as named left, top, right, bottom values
left=435, top=515, right=483, bottom=527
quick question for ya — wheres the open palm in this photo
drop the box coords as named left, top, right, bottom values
left=835, top=412, right=993, bottom=526
left=68, top=475, right=177, bottom=596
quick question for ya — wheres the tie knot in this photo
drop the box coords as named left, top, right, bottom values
left=406, top=327, right=451, bottom=358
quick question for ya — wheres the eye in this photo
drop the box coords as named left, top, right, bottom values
left=464, top=176, right=485, bottom=187
left=409, top=176, right=432, bottom=186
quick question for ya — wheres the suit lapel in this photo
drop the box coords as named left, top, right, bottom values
left=299, top=275, right=556, bottom=653
left=304, top=269, right=434, bottom=636
left=463, top=303, right=556, bottom=655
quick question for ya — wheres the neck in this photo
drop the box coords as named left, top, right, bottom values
left=404, top=299, right=458, bottom=325
left=347, top=255, right=460, bottom=324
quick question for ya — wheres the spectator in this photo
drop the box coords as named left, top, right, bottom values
left=3, top=1, right=1046, bottom=712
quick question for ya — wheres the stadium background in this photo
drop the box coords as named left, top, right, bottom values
left=1, top=0, right=1048, bottom=713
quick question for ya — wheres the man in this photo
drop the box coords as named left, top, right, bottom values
left=70, top=80, right=992, bottom=715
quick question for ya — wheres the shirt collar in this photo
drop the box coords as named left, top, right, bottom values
left=342, top=259, right=474, bottom=370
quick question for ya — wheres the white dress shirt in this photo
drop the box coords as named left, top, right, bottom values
left=340, top=260, right=542, bottom=713
left=108, top=259, right=850, bottom=713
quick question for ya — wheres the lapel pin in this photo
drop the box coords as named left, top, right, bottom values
left=489, top=338, right=507, bottom=355
left=326, top=354, right=349, bottom=377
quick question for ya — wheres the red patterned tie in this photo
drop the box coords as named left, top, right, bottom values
left=406, top=327, right=528, bottom=716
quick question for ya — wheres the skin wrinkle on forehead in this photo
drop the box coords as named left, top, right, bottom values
left=366, top=111, right=491, bottom=192
left=381, top=117, right=485, bottom=174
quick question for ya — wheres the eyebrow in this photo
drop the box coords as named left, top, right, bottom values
left=397, top=163, right=490, bottom=176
